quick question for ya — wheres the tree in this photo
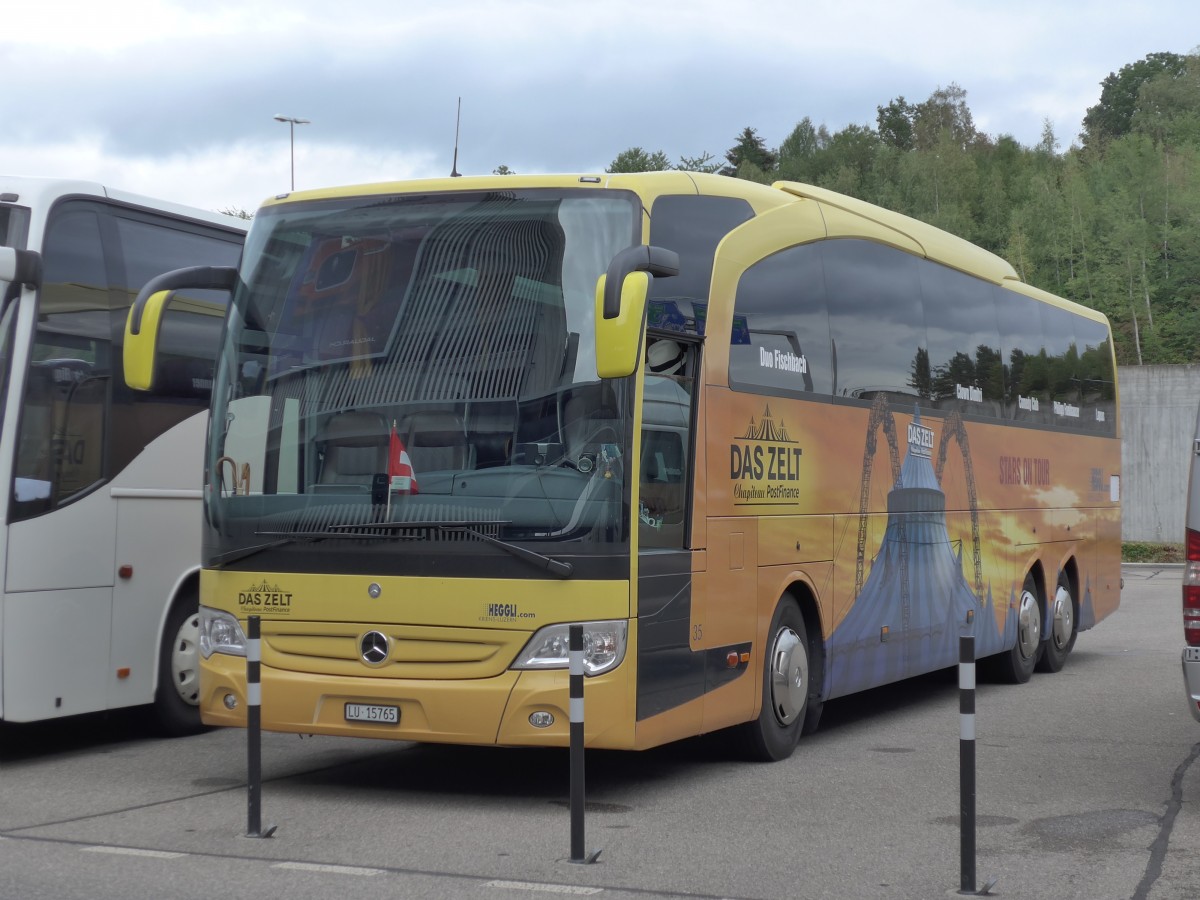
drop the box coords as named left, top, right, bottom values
left=877, top=97, right=917, bottom=151
left=721, top=127, right=777, bottom=177
left=606, top=147, right=671, bottom=173
left=817, top=124, right=880, bottom=197
left=776, top=117, right=822, bottom=182
left=219, top=207, right=253, bottom=220
left=1131, top=54, right=1200, bottom=148
left=1082, top=52, right=1187, bottom=148
left=912, top=83, right=978, bottom=151
left=593, top=50, right=1200, bottom=367
left=677, top=151, right=722, bottom=173
left=492, top=165, right=516, bottom=175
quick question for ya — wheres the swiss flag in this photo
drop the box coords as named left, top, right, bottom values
left=388, top=422, right=419, bottom=494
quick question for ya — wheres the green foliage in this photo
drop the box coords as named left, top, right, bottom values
left=606, top=52, right=1200, bottom=367
left=1122, top=541, right=1183, bottom=563
left=1083, top=52, right=1187, bottom=148
left=877, top=97, right=916, bottom=151
left=722, top=127, right=777, bottom=177
left=677, top=151, right=722, bottom=173
left=606, top=147, right=671, bottom=173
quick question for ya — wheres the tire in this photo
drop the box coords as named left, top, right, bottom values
left=989, top=573, right=1041, bottom=684
left=738, top=599, right=821, bottom=761
left=1036, top=571, right=1077, bottom=674
left=152, top=594, right=206, bottom=736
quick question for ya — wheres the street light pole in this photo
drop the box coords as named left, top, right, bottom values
left=273, top=114, right=310, bottom=191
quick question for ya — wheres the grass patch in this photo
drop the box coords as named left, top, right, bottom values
left=1122, top=541, right=1184, bottom=563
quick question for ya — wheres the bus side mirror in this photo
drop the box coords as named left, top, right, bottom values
left=594, top=245, right=680, bottom=379
left=124, top=265, right=237, bottom=391
left=0, top=247, right=43, bottom=288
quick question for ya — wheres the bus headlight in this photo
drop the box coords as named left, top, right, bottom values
left=198, top=606, right=247, bottom=658
left=511, top=621, right=628, bottom=675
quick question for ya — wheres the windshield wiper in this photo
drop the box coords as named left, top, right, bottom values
left=328, top=520, right=574, bottom=579
left=213, top=528, right=398, bottom=567
left=217, top=522, right=574, bottom=579
left=438, top=525, right=573, bottom=578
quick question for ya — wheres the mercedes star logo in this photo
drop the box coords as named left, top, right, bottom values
left=360, top=630, right=390, bottom=665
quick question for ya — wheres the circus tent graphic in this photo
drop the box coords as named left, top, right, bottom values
left=828, top=407, right=1012, bottom=698
left=742, top=405, right=792, bottom=442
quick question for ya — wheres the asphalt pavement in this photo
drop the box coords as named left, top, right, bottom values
left=1, top=563, right=1198, bottom=899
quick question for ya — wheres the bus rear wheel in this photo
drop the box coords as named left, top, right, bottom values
left=739, top=599, right=817, bottom=762
left=1036, top=572, right=1077, bottom=673
left=989, top=574, right=1041, bottom=684
left=152, top=594, right=206, bottom=736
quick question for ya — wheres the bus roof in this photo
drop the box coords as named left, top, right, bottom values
left=254, top=170, right=1031, bottom=291
left=0, top=175, right=247, bottom=234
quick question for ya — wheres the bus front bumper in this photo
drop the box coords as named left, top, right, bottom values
left=1183, top=647, right=1200, bottom=723
left=199, top=653, right=634, bottom=748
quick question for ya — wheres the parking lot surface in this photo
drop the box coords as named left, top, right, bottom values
left=1, top=565, right=1197, bottom=899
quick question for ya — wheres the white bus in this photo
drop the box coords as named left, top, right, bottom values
left=0, top=177, right=245, bottom=733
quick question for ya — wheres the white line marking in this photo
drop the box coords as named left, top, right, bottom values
left=82, top=846, right=186, bottom=860
left=485, top=880, right=604, bottom=895
left=272, top=861, right=385, bottom=877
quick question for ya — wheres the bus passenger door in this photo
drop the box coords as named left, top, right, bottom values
left=635, top=340, right=704, bottom=732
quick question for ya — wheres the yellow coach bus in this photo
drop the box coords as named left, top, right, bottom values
left=125, top=172, right=1121, bottom=760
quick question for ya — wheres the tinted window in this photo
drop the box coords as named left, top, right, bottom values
left=994, top=290, right=1045, bottom=425
left=13, top=206, right=110, bottom=519
left=919, top=262, right=1005, bottom=418
left=1039, top=304, right=1084, bottom=427
left=11, top=200, right=242, bottom=522
left=730, top=243, right=831, bottom=396
left=648, top=195, right=754, bottom=338
left=113, top=215, right=240, bottom=399
left=822, top=240, right=925, bottom=403
left=1075, top=316, right=1116, bottom=434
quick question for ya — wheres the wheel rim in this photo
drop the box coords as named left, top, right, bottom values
left=769, top=626, right=808, bottom=726
left=1017, top=589, right=1042, bottom=661
left=171, top=613, right=201, bottom=706
left=1051, top=584, right=1074, bottom=651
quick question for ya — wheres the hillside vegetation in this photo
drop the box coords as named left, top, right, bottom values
left=606, top=52, right=1200, bottom=368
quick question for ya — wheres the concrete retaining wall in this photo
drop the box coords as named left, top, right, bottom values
left=1118, top=364, right=1200, bottom=543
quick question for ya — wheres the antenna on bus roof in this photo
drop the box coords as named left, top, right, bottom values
left=450, top=97, right=462, bottom=177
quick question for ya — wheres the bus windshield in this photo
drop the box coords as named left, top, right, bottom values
left=207, top=188, right=642, bottom=577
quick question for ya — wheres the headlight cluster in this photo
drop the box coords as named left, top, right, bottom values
left=512, top=620, right=627, bottom=676
left=198, top=606, right=247, bottom=658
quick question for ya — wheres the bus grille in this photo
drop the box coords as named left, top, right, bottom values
left=260, top=621, right=524, bottom=679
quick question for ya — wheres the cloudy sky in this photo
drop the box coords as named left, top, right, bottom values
left=3, top=1, right=1195, bottom=215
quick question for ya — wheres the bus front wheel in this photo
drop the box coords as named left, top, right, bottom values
left=739, top=599, right=815, bottom=762
left=152, top=594, right=206, bottom=736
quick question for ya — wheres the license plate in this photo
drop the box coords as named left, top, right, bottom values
left=344, top=703, right=399, bottom=724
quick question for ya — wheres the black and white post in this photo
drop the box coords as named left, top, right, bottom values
left=568, top=624, right=600, bottom=864
left=245, top=615, right=276, bottom=839
left=958, top=634, right=976, bottom=894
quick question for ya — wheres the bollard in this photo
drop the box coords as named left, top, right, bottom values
left=568, top=624, right=600, bottom=864
left=245, top=615, right=277, bottom=839
left=959, top=634, right=976, bottom=894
